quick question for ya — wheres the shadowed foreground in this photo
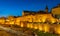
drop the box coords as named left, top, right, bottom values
left=0, top=24, right=37, bottom=36
left=0, top=24, right=59, bottom=36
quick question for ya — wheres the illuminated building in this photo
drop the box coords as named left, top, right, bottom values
left=52, top=4, right=60, bottom=19
left=0, top=5, right=60, bottom=34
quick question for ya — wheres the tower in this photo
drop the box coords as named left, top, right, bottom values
left=58, top=4, right=60, bottom=7
left=45, top=6, right=48, bottom=13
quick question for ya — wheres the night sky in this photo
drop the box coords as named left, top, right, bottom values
left=0, top=0, right=60, bottom=17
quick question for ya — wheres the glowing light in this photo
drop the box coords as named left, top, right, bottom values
left=43, top=24, right=50, bottom=33
left=21, top=23, right=23, bottom=27
left=39, top=24, right=43, bottom=31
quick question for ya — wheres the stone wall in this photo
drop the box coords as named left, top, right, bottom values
left=0, top=14, right=59, bottom=34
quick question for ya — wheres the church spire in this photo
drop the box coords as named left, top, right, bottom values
left=45, top=5, right=48, bottom=13
left=58, top=4, right=60, bottom=7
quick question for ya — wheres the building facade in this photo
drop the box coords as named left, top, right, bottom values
left=0, top=5, right=60, bottom=34
left=52, top=4, right=60, bottom=19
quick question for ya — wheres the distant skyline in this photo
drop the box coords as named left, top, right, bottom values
left=0, top=0, right=60, bottom=17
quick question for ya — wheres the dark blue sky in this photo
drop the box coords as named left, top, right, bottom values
left=0, top=0, right=60, bottom=17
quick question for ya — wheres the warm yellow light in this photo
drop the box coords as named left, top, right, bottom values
left=34, top=24, right=38, bottom=29
left=30, top=24, right=33, bottom=28
left=54, top=25, right=60, bottom=34
left=21, top=23, right=23, bottom=27
left=9, top=21, right=14, bottom=25
left=56, top=28, right=60, bottom=34
left=29, top=24, right=32, bottom=28
left=39, top=24, right=43, bottom=31
left=43, top=24, right=50, bottom=33
left=27, top=24, right=30, bottom=28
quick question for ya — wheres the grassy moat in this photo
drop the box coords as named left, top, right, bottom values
left=0, top=24, right=58, bottom=36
